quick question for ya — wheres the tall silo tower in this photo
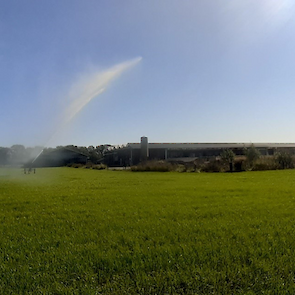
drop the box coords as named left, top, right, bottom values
left=140, top=136, right=149, bottom=162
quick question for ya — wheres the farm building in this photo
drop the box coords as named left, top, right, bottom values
left=104, top=137, right=295, bottom=167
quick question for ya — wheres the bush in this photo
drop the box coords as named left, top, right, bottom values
left=85, top=162, right=94, bottom=169
left=252, top=157, right=278, bottom=171
left=131, top=161, right=174, bottom=172
left=234, top=159, right=245, bottom=172
left=201, top=159, right=225, bottom=172
left=92, top=164, right=107, bottom=170
left=186, top=166, right=196, bottom=173
left=67, top=162, right=107, bottom=170
left=130, top=155, right=295, bottom=173
left=70, top=163, right=84, bottom=169
left=175, top=164, right=186, bottom=173
left=275, top=152, right=294, bottom=169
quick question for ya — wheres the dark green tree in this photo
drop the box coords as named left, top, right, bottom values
left=221, top=149, right=235, bottom=172
left=244, top=144, right=260, bottom=169
left=0, top=147, right=10, bottom=165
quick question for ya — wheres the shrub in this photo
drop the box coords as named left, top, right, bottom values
left=252, top=156, right=278, bottom=171
left=201, top=159, right=225, bottom=172
left=71, top=163, right=84, bottom=168
left=85, top=162, right=94, bottom=169
left=193, top=159, right=205, bottom=172
left=275, top=152, right=294, bottom=169
left=175, top=164, right=186, bottom=173
left=186, top=166, right=196, bottom=173
left=92, top=164, right=107, bottom=170
left=131, top=160, right=174, bottom=172
left=234, top=159, right=245, bottom=172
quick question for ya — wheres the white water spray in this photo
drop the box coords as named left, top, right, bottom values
left=32, top=57, right=142, bottom=163
left=65, top=56, right=142, bottom=125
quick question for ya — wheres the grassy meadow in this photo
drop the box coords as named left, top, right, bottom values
left=1, top=168, right=295, bottom=294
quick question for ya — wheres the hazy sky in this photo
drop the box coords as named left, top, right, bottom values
left=1, top=0, right=295, bottom=147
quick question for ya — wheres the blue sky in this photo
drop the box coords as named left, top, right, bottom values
left=1, top=0, right=295, bottom=147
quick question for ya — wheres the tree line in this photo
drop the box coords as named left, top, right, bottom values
left=0, top=144, right=121, bottom=166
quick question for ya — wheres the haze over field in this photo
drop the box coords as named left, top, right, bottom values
left=1, top=1, right=295, bottom=147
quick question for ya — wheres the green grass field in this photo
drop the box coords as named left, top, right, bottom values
left=1, top=168, right=295, bottom=294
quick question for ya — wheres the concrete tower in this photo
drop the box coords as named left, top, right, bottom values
left=140, top=136, right=149, bottom=162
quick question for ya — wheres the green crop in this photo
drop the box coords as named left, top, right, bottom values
left=1, top=168, right=295, bottom=294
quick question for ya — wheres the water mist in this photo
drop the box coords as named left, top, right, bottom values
left=32, top=57, right=142, bottom=163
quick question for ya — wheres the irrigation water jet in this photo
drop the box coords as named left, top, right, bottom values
left=64, top=56, right=142, bottom=126
left=31, top=57, right=142, bottom=165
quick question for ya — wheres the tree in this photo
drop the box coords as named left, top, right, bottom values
left=0, top=147, right=10, bottom=165
left=220, top=149, right=235, bottom=172
left=82, top=145, right=114, bottom=164
left=96, top=145, right=113, bottom=157
left=10, top=145, right=27, bottom=165
left=244, top=144, right=260, bottom=169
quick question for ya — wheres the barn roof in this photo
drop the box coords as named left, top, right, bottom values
left=126, top=142, right=295, bottom=150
